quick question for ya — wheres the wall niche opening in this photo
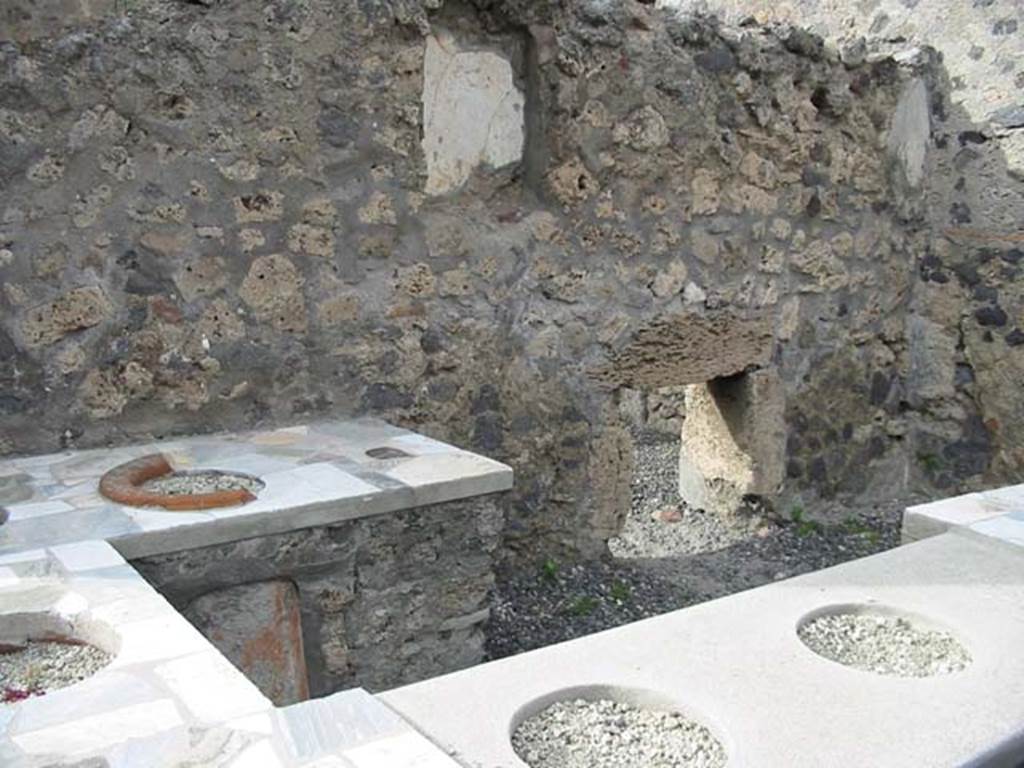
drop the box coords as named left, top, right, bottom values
left=610, top=367, right=786, bottom=562
left=604, top=311, right=786, bottom=559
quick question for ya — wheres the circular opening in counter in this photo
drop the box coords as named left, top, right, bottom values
left=511, top=686, right=727, bottom=768
left=797, top=603, right=971, bottom=678
left=99, top=454, right=264, bottom=511
left=1, top=612, right=115, bottom=704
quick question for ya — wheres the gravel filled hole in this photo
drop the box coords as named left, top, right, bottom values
left=798, top=609, right=971, bottom=677
left=512, top=698, right=727, bottom=768
left=141, top=470, right=264, bottom=497
left=1, top=640, right=112, bottom=703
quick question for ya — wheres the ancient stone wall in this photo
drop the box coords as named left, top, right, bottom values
left=1, top=0, right=1015, bottom=556
left=132, top=495, right=503, bottom=701
left=662, top=0, right=1024, bottom=499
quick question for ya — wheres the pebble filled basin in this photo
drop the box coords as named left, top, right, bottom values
left=1, top=609, right=117, bottom=704
left=511, top=686, right=727, bottom=768
left=797, top=603, right=971, bottom=677
left=99, top=454, right=264, bottom=511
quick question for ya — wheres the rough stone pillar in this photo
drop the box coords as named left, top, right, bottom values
left=678, top=369, right=786, bottom=515
left=588, top=424, right=634, bottom=542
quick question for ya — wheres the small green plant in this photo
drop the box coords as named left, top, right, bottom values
left=917, top=452, right=942, bottom=472
left=789, top=504, right=805, bottom=524
left=841, top=517, right=882, bottom=545
left=114, top=0, right=143, bottom=14
left=541, top=558, right=560, bottom=582
left=796, top=519, right=822, bottom=538
left=843, top=516, right=872, bottom=536
left=568, top=595, right=599, bottom=617
left=788, top=503, right=821, bottom=536
left=609, top=580, right=631, bottom=603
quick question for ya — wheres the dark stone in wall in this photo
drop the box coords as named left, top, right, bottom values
left=869, top=372, right=892, bottom=406
left=942, top=416, right=993, bottom=478
left=950, top=201, right=973, bottom=224
left=694, top=46, right=736, bottom=73
left=318, top=107, right=360, bottom=149
left=992, top=19, right=1018, bottom=36
left=473, top=412, right=505, bottom=453
left=975, top=305, right=1008, bottom=327
left=362, top=384, right=415, bottom=411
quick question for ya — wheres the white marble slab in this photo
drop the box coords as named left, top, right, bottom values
left=110, top=613, right=217, bottom=668
left=903, top=492, right=1003, bottom=541
left=343, top=731, right=457, bottom=768
left=903, top=484, right=1024, bottom=551
left=51, top=539, right=127, bottom=572
left=0, top=567, right=18, bottom=589
left=6, top=499, right=74, bottom=522
left=0, top=548, right=46, bottom=567
left=12, top=699, right=185, bottom=756
left=969, top=514, right=1024, bottom=548
left=154, top=652, right=271, bottom=723
left=229, top=739, right=287, bottom=768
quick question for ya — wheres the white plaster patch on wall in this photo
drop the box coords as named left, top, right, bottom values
left=888, top=78, right=930, bottom=188
left=422, top=31, right=525, bottom=196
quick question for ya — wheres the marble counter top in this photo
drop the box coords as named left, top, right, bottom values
left=0, top=419, right=513, bottom=766
left=0, top=419, right=512, bottom=558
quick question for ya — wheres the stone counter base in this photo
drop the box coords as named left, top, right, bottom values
left=133, top=495, right=504, bottom=704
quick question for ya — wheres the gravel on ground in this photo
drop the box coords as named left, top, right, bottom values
left=617, top=502, right=902, bottom=604
left=142, top=470, right=263, bottom=497
left=512, top=698, right=727, bottom=768
left=1, top=640, right=111, bottom=703
left=610, top=439, right=767, bottom=560
left=485, top=558, right=697, bottom=660
left=798, top=612, right=971, bottom=677
left=486, top=434, right=906, bottom=660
